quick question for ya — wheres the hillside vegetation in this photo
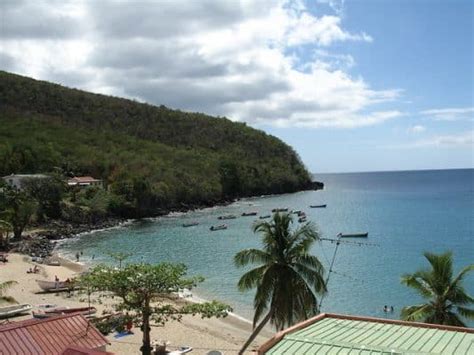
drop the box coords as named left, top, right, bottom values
left=0, top=71, right=313, bottom=218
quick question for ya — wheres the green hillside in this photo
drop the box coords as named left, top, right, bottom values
left=0, top=71, right=314, bottom=218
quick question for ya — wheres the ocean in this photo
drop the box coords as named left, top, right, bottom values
left=57, top=168, right=474, bottom=324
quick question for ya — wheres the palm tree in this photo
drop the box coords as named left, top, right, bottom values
left=0, top=280, right=17, bottom=303
left=234, top=213, right=326, bottom=354
left=401, top=251, right=474, bottom=327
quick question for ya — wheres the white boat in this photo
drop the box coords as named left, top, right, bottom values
left=0, top=304, right=32, bottom=318
left=36, top=279, right=74, bottom=292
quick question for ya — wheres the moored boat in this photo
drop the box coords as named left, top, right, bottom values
left=339, top=232, right=368, bottom=238
left=242, top=211, right=258, bottom=216
left=210, top=224, right=228, bottom=231
left=32, top=306, right=97, bottom=319
left=259, top=215, right=271, bottom=219
left=182, top=222, right=199, bottom=227
left=0, top=304, right=32, bottom=318
left=218, top=214, right=237, bottom=220
left=310, top=204, right=327, bottom=208
left=272, top=208, right=288, bottom=213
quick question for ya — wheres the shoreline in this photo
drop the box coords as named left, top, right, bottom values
left=0, top=253, right=271, bottom=354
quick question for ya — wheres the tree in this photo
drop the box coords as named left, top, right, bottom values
left=0, top=218, right=13, bottom=250
left=234, top=213, right=326, bottom=354
left=24, top=175, right=65, bottom=220
left=0, top=186, right=37, bottom=239
left=401, top=251, right=474, bottom=327
left=81, top=262, right=231, bottom=355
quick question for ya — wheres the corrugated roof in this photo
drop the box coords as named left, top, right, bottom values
left=260, top=313, right=474, bottom=355
left=0, top=314, right=109, bottom=355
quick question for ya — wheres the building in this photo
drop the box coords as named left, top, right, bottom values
left=1, top=174, right=50, bottom=190
left=0, top=314, right=110, bottom=354
left=67, top=176, right=103, bottom=188
left=258, top=313, right=474, bottom=354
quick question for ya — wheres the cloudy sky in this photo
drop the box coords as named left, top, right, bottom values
left=1, top=0, right=472, bottom=172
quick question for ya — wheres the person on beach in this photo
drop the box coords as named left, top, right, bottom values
left=75, top=252, right=80, bottom=262
left=390, top=306, right=394, bottom=312
left=55, top=275, right=59, bottom=289
left=383, top=305, right=388, bottom=312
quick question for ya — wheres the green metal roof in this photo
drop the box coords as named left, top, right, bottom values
left=265, top=317, right=474, bottom=354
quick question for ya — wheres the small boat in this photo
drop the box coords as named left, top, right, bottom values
left=33, top=306, right=97, bottom=319
left=259, top=215, right=271, bottom=219
left=218, top=214, right=237, bottom=220
left=292, top=210, right=301, bottom=214
left=297, top=211, right=306, bottom=217
left=0, top=304, right=32, bottom=318
left=182, top=222, right=199, bottom=227
left=210, top=224, right=227, bottom=231
left=310, top=204, right=327, bottom=208
left=242, top=212, right=258, bottom=217
left=339, top=232, right=368, bottom=238
left=36, top=279, right=75, bottom=292
left=272, top=208, right=288, bottom=213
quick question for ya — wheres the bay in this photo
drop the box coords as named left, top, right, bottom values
left=58, top=168, right=474, bottom=324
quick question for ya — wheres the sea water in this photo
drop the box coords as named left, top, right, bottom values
left=58, top=169, right=474, bottom=323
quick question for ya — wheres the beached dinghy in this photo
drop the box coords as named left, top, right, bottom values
left=310, top=204, right=327, bottom=208
left=339, top=232, right=368, bottom=238
left=33, top=306, right=97, bottom=319
left=0, top=304, right=32, bottom=318
left=210, top=224, right=227, bottom=231
left=36, top=279, right=74, bottom=292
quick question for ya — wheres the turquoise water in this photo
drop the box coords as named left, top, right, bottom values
left=58, top=169, right=474, bottom=323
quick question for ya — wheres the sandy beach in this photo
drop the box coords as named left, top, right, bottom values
left=0, top=253, right=272, bottom=354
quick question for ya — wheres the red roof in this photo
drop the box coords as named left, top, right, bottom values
left=0, top=314, right=109, bottom=355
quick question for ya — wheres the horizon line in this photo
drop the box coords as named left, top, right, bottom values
left=312, top=167, right=474, bottom=175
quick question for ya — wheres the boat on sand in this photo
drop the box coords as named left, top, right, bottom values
left=33, top=306, right=97, bottom=319
left=0, top=304, right=32, bottom=318
left=36, top=279, right=75, bottom=292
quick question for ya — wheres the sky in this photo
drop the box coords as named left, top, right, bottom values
left=0, top=0, right=472, bottom=173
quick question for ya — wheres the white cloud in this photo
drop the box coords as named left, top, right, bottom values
left=0, top=0, right=399, bottom=129
left=420, top=107, right=474, bottom=121
left=408, top=125, right=426, bottom=133
left=392, top=131, right=474, bottom=149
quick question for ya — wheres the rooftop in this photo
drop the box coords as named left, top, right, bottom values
left=0, top=314, right=109, bottom=355
left=259, top=313, right=474, bottom=355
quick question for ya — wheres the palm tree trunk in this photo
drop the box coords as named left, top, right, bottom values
left=238, top=311, right=272, bottom=355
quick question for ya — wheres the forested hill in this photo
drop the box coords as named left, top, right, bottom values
left=0, top=70, right=314, bottom=218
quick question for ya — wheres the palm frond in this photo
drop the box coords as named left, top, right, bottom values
left=234, top=249, right=273, bottom=267
left=237, top=265, right=268, bottom=291
left=0, top=281, right=18, bottom=296
left=400, top=304, right=433, bottom=322
left=456, top=306, right=474, bottom=320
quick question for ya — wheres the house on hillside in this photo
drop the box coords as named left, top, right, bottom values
left=0, top=313, right=111, bottom=354
left=67, top=176, right=103, bottom=188
left=1, top=174, right=50, bottom=190
left=258, top=313, right=474, bottom=354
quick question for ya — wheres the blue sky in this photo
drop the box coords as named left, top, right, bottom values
left=1, top=0, right=472, bottom=173
left=266, top=0, right=473, bottom=172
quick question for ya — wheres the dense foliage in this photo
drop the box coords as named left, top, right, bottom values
left=0, top=71, right=313, bottom=218
left=401, top=251, right=474, bottom=327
